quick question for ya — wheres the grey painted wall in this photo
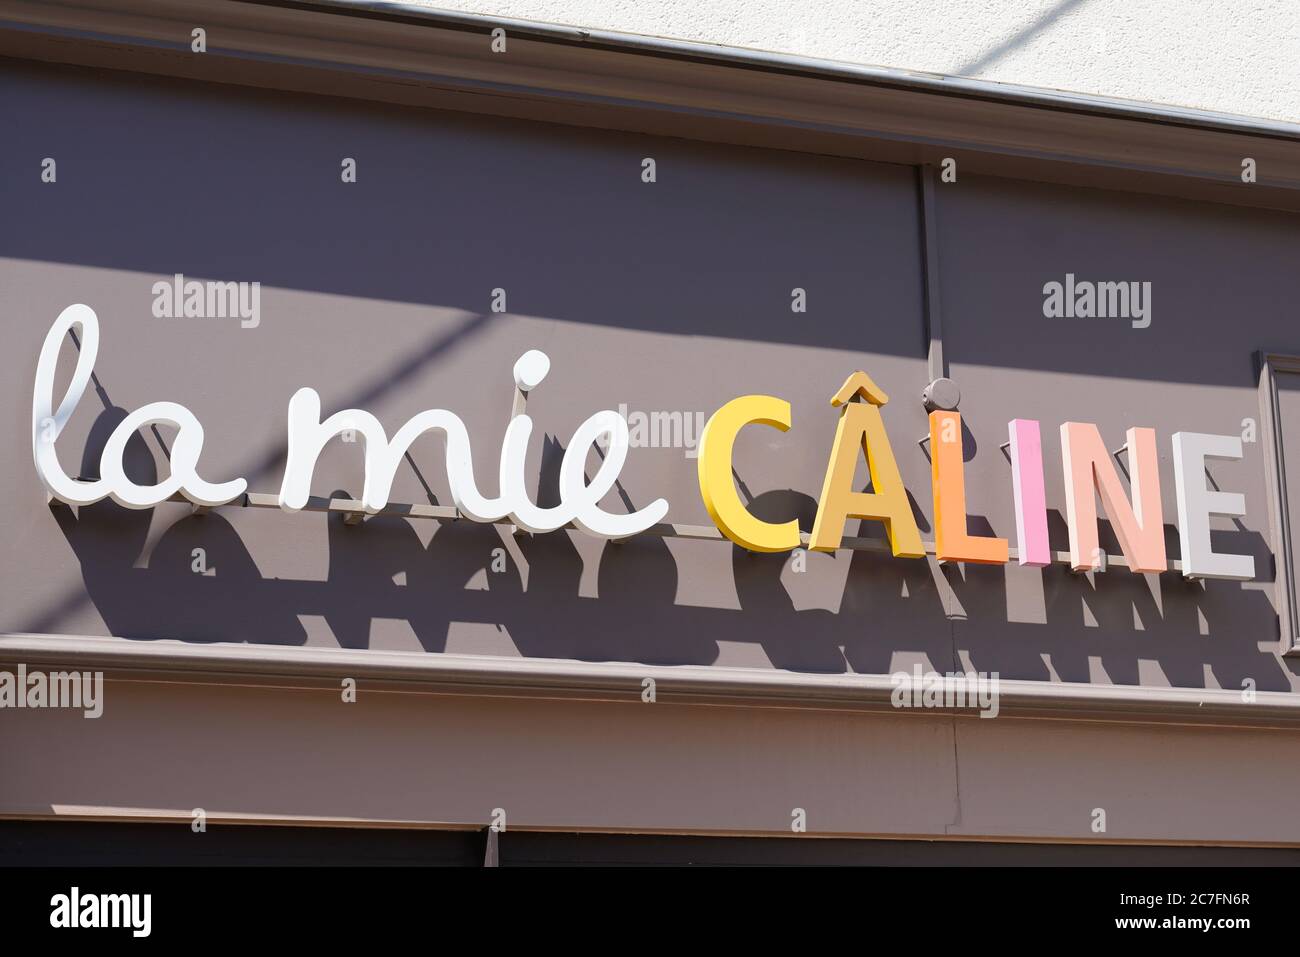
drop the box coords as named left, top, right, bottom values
left=4, top=59, right=1300, bottom=695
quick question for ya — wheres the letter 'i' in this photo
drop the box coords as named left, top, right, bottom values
left=1008, top=419, right=1050, bottom=566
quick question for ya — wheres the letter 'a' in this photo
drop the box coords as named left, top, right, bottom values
left=809, top=372, right=924, bottom=557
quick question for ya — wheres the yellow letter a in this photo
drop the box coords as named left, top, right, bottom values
left=809, top=372, right=924, bottom=557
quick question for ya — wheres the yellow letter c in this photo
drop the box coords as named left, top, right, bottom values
left=697, top=395, right=801, bottom=552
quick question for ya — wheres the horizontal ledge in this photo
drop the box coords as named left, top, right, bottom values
left=2, top=633, right=1296, bottom=728
left=6, top=808, right=1297, bottom=849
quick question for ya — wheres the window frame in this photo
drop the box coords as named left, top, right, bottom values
left=1257, top=352, right=1300, bottom=655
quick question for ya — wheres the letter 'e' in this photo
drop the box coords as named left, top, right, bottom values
left=1172, top=432, right=1255, bottom=580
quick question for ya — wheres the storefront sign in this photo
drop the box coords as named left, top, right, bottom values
left=33, top=305, right=1254, bottom=581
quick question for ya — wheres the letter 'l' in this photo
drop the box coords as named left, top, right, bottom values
left=930, top=410, right=1007, bottom=564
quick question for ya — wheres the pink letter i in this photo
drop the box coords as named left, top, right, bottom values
left=1009, top=419, right=1050, bottom=567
